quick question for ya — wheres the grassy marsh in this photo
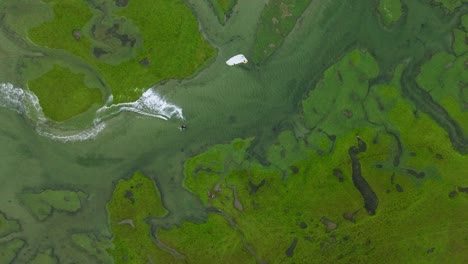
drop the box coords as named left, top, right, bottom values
left=27, top=0, right=215, bottom=119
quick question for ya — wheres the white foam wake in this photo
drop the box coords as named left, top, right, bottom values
left=0, top=82, right=45, bottom=122
left=0, top=83, right=184, bottom=142
left=97, top=87, right=184, bottom=121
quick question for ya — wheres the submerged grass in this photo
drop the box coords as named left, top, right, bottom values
left=20, top=189, right=86, bottom=221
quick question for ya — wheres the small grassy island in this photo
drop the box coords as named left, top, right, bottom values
left=208, top=0, right=238, bottom=24
left=253, top=0, right=313, bottom=63
left=20, top=189, right=86, bottom=221
left=27, top=0, right=215, bottom=121
left=377, top=0, right=402, bottom=26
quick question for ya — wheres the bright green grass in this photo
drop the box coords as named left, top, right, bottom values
left=106, top=171, right=174, bottom=264
left=112, top=0, right=216, bottom=101
left=28, top=0, right=93, bottom=60
left=302, top=49, right=379, bottom=134
left=28, top=65, right=103, bottom=122
left=153, top=49, right=468, bottom=263
left=0, top=211, right=20, bottom=238
left=378, top=0, right=402, bottom=26
left=28, top=0, right=215, bottom=118
left=158, top=214, right=255, bottom=263
left=253, top=0, right=313, bottom=63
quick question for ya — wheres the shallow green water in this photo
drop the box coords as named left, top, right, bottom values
left=0, top=0, right=467, bottom=263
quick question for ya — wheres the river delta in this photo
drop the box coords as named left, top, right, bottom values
left=0, top=0, right=467, bottom=263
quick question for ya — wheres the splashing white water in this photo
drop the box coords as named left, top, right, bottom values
left=0, top=82, right=45, bottom=122
left=98, top=88, right=184, bottom=120
left=0, top=83, right=184, bottom=142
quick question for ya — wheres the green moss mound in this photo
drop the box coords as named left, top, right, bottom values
left=20, top=189, right=86, bottom=221
left=378, top=0, right=402, bottom=26
left=253, top=0, right=313, bottom=63
left=28, top=65, right=103, bottom=122
left=107, top=171, right=172, bottom=264
left=28, top=0, right=215, bottom=118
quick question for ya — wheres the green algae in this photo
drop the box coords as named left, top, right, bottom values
left=71, top=233, right=113, bottom=263
left=378, top=0, right=402, bottom=26
left=253, top=0, right=313, bottom=63
left=28, top=65, right=104, bottom=122
left=0, top=238, right=25, bottom=263
left=107, top=171, right=172, bottom=264
left=27, top=0, right=215, bottom=118
left=153, top=49, right=468, bottom=263
left=0, top=211, right=20, bottom=238
left=20, top=190, right=86, bottom=221
left=28, top=248, right=57, bottom=264
left=208, top=0, right=237, bottom=25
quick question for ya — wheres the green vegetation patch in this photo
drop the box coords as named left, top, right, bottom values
left=0, top=211, right=20, bottom=238
left=302, top=49, right=379, bottom=135
left=28, top=248, right=57, bottom=264
left=434, top=0, right=467, bottom=12
left=28, top=0, right=93, bottom=59
left=253, top=0, right=313, bottom=63
left=208, top=0, right=237, bottom=24
left=28, top=0, right=215, bottom=118
left=154, top=50, right=468, bottom=263
left=107, top=171, right=172, bottom=264
left=28, top=65, right=103, bottom=122
left=462, top=13, right=468, bottom=31
left=416, top=52, right=468, bottom=134
left=158, top=213, right=255, bottom=263
left=378, top=0, right=402, bottom=26
left=20, top=189, right=87, bottom=221
left=0, top=238, right=25, bottom=263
